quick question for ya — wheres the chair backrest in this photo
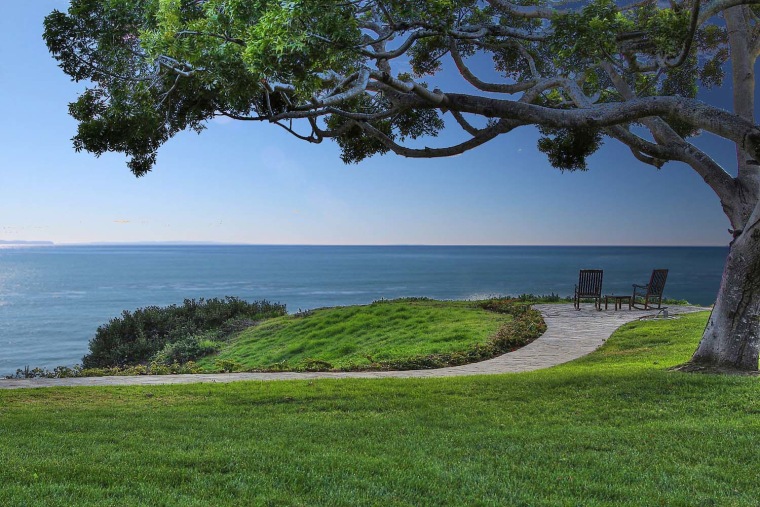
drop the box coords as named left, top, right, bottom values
left=577, top=269, right=604, bottom=297
left=647, top=269, right=668, bottom=296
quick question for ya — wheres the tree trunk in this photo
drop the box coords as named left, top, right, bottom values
left=689, top=6, right=760, bottom=372
left=691, top=213, right=760, bottom=371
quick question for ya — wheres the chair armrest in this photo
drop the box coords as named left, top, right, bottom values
left=632, top=284, right=648, bottom=289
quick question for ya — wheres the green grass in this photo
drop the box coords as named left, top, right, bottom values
left=198, top=298, right=513, bottom=370
left=2, top=311, right=760, bottom=506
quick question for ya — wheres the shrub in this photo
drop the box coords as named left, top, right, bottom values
left=83, top=297, right=286, bottom=368
left=150, top=333, right=223, bottom=365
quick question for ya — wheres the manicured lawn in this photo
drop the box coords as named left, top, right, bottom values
left=1, top=311, right=759, bottom=505
left=198, top=298, right=513, bottom=370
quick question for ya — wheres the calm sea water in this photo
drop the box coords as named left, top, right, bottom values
left=0, top=245, right=726, bottom=375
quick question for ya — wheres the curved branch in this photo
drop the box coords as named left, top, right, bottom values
left=272, top=120, right=322, bottom=143
left=449, top=40, right=536, bottom=93
left=449, top=110, right=482, bottom=136
left=606, top=126, right=670, bottom=166
left=360, top=29, right=436, bottom=60
left=357, top=118, right=523, bottom=158
left=660, top=0, right=700, bottom=68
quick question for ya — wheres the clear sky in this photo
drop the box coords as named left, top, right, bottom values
left=0, top=2, right=741, bottom=246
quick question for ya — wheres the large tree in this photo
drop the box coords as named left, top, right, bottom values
left=45, top=0, right=760, bottom=370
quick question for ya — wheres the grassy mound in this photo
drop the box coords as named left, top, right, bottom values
left=5, top=311, right=760, bottom=505
left=198, top=298, right=528, bottom=371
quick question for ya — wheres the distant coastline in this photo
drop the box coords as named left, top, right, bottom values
left=29, top=242, right=730, bottom=247
left=0, top=240, right=54, bottom=245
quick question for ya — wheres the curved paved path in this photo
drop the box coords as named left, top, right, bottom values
left=0, top=304, right=709, bottom=389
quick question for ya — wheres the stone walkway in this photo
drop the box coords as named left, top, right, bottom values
left=0, top=304, right=709, bottom=389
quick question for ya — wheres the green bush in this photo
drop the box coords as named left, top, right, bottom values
left=150, top=333, right=223, bottom=365
left=83, top=297, right=286, bottom=368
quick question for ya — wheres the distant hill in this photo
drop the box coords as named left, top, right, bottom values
left=0, top=240, right=54, bottom=245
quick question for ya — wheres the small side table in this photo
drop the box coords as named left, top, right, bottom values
left=605, top=295, right=632, bottom=310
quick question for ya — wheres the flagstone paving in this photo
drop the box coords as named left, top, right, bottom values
left=0, top=303, right=710, bottom=389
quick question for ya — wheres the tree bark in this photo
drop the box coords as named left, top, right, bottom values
left=725, top=6, right=760, bottom=228
left=691, top=202, right=760, bottom=371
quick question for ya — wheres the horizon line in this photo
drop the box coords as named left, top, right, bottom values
left=4, top=241, right=729, bottom=248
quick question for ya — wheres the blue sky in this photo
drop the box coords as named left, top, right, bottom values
left=0, top=1, right=739, bottom=246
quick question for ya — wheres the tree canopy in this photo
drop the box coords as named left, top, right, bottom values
left=44, top=1, right=755, bottom=175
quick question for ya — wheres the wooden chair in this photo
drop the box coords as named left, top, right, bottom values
left=574, top=269, right=604, bottom=310
left=632, top=269, right=668, bottom=309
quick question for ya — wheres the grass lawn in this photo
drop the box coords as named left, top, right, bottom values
left=1, top=311, right=759, bottom=505
left=198, top=298, right=513, bottom=371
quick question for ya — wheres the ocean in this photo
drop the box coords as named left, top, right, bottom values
left=0, top=245, right=726, bottom=375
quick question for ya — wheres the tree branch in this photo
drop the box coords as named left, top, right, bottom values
left=357, top=118, right=522, bottom=158
left=449, top=40, right=536, bottom=94
left=294, top=68, right=370, bottom=111
left=449, top=110, right=482, bottom=136
left=438, top=93, right=760, bottom=161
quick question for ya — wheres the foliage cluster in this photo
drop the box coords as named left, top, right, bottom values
left=83, top=297, right=286, bottom=368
